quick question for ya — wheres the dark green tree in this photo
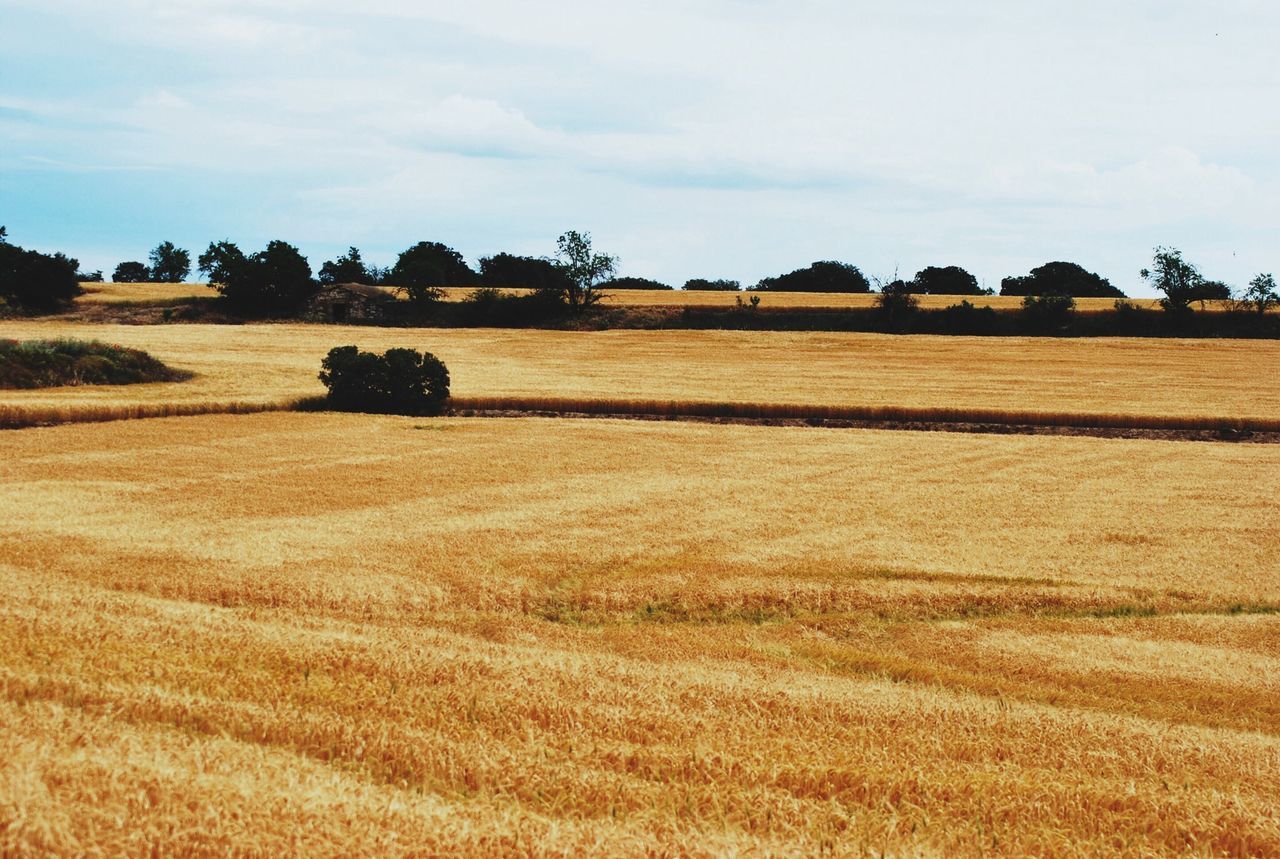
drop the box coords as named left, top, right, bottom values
left=388, top=242, right=478, bottom=304
left=112, top=261, right=150, bottom=282
left=1241, top=273, right=1278, bottom=315
left=319, top=346, right=450, bottom=415
left=478, top=253, right=570, bottom=294
left=0, top=230, right=83, bottom=311
left=1141, top=247, right=1204, bottom=313
left=683, top=278, right=741, bottom=291
left=910, top=265, right=982, bottom=295
left=1001, top=262, right=1123, bottom=298
left=319, top=247, right=375, bottom=285
left=754, top=261, right=870, bottom=293
left=148, top=241, right=191, bottom=282
left=197, top=241, right=248, bottom=285
left=202, top=240, right=315, bottom=314
left=553, top=230, right=617, bottom=309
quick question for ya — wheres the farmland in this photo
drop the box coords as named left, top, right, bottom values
left=79, top=281, right=1186, bottom=311
left=3, top=322, right=1279, bottom=429
left=2, top=413, right=1279, bottom=855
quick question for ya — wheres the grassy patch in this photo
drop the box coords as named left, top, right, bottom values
left=0, top=338, right=192, bottom=389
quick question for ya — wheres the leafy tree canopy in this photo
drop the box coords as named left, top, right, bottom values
left=200, top=240, right=315, bottom=315
left=1001, top=261, right=1124, bottom=298
left=754, top=261, right=870, bottom=293
left=1141, top=247, right=1205, bottom=312
left=319, top=247, right=378, bottom=285
left=478, top=253, right=570, bottom=294
left=553, top=230, right=617, bottom=309
left=388, top=242, right=478, bottom=304
left=148, top=241, right=191, bottom=283
left=605, top=276, right=673, bottom=290
left=683, top=278, right=741, bottom=291
left=0, top=230, right=82, bottom=312
left=112, top=261, right=150, bottom=283
left=909, top=265, right=982, bottom=295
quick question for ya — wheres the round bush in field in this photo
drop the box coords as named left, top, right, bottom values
left=0, top=339, right=192, bottom=388
left=319, top=346, right=450, bottom=415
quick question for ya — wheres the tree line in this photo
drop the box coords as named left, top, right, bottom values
left=2, top=224, right=1277, bottom=319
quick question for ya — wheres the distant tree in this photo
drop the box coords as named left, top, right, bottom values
left=605, top=276, right=673, bottom=290
left=875, top=279, right=919, bottom=317
left=754, top=261, right=870, bottom=293
left=0, top=230, right=83, bottom=311
left=319, top=346, right=450, bottom=415
left=77, top=269, right=104, bottom=282
left=478, top=253, right=571, bottom=294
left=148, top=241, right=191, bottom=283
left=387, top=241, right=478, bottom=304
left=1141, top=247, right=1204, bottom=313
left=683, top=278, right=741, bottom=291
left=197, top=241, right=248, bottom=285
left=1193, top=280, right=1232, bottom=305
left=553, top=230, right=617, bottom=310
left=909, top=265, right=981, bottom=295
left=112, top=261, right=150, bottom=283
left=319, top=247, right=376, bottom=285
left=1240, top=273, right=1279, bottom=315
left=1001, top=262, right=1124, bottom=298
left=202, top=240, right=315, bottom=314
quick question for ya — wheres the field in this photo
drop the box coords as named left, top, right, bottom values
left=3, top=322, right=1279, bottom=429
left=79, top=281, right=1184, bottom=311
left=2, top=412, right=1279, bottom=855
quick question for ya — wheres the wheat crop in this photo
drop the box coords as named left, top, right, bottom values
left=1, top=413, right=1277, bottom=856
left=2, top=322, right=1276, bottom=430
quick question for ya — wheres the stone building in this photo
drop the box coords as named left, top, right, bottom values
left=303, top=283, right=394, bottom=323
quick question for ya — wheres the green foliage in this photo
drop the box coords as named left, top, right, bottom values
left=0, top=339, right=190, bottom=388
left=389, top=242, right=478, bottom=304
left=1020, top=292, right=1076, bottom=333
left=683, top=278, right=741, bottom=291
left=77, top=269, right=104, bottom=282
left=319, top=346, right=450, bottom=415
left=910, top=265, right=982, bottom=295
left=605, top=276, right=673, bottom=290
left=553, top=230, right=617, bottom=309
left=1002, top=262, right=1124, bottom=298
left=1241, top=273, right=1279, bottom=315
left=0, top=230, right=83, bottom=312
left=754, top=261, right=870, bottom=293
left=478, top=253, right=570, bottom=294
left=148, top=241, right=191, bottom=282
left=319, top=247, right=379, bottom=285
left=201, top=240, right=315, bottom=315
left=1141, top=247, right=1205, bottom=313
left=112, top=261, right=150, bottom=282
left=875, top=280, right=919, bottom=316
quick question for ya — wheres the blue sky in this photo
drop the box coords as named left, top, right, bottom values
left=3, top=0, right=1278, bottom=294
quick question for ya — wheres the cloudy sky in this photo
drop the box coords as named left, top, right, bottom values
left=2, top=1, right=1277, bottom=293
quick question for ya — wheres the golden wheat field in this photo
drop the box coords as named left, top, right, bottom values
left=4, top=322, right=1279, bottom=428
left=1, top=412, right=1278, bottom=856
left=79, top=281, right=1189, bottom=311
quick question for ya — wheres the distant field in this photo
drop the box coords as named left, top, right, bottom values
left=2, top=412, right=1278, bottom=855
left=2, top=322, right=1278, bottom=428
left=81, top=281, right=1189, bottom=311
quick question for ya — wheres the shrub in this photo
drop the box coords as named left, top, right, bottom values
left=875, top=281, right=919, bottom=317
left=319, top=346, right=450, bottom=415
left=1021, top=293, right=1076, bottom=333
left=936, top=300, right=1002, bottom=335
left=0, top=339, right=191, bottom=388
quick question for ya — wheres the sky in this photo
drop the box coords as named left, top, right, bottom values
left=2, top=1, right=1278, bottom=295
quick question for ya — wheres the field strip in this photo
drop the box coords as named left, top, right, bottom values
left=5, top=392, right=1279, bottom=441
